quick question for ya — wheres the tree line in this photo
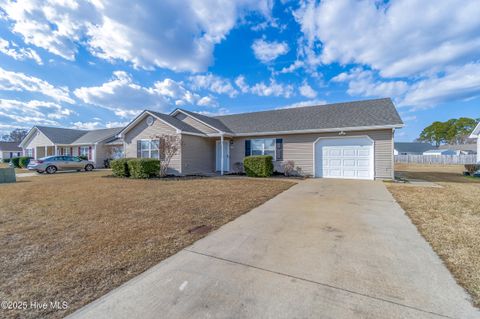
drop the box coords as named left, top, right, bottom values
left=417, top=117, right=478, bottom=147
left=1, top=128, right=28, bottom=143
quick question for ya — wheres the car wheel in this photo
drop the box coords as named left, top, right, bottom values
left=46, top=166, right=57, bottom=174
left=85, top=164, right=94, bottom=172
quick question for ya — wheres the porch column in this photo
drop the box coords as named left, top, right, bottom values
left=45, top=146, right=48, bottom=157
left=477, top=137, right=480, bottom=163
left=220, top=134, right=224, bottom=175
left=55, top=145, right=58, bottom=155
left=92, top=144, right=96, bottom=164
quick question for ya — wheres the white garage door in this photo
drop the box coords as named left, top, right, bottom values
left=314, top=137, right=374, bottom=180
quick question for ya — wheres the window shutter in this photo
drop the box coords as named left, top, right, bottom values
left=245, top=140, right=251, bottom=157
left=88, top=146, right=92, bottom=160
left=275, top=138, right=283, bottom=161
left=70, top=147, right=73, bottom=155
left=137, top=140, right=141, bottom=158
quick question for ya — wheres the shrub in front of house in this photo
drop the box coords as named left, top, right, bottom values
left=243, top=155, right=273, bottom=177
left=127, top=158, right=160, bottom=179
left=18, top=156, right=32, bottom=168
left=2, top=158, right=11, bottom=163
left=110, top=158, right=131, bottom=177
left=10, top=157, right=20, bottom=168
left=78, top=155, right=88, bottom=161
left=464, top=164, right=480, bottom=175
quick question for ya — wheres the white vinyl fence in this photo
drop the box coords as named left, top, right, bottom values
left=395, top=155, right=477, bottom=165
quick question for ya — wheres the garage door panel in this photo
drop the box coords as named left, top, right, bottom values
left=327, top=169, right=342, bottom=176
left=315, top=137, right=374, bottom=180
left=343, top=159, right=355, bottom=166
left=357, top=159, right=369, bottom=167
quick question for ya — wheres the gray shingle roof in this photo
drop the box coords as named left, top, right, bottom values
left=0, top=141, right=22, bottom=151
left=210, top=98, right=403, bottom=134
left=148, top=110, right=204, bottom=134
left=73, top=127, right=124, bottom=144
left=177, top=109, right=233, bottom=133
left=35, top=126, right=122, bottom=145
left=439, top=143, right=477, bottom=152
left=36, top=126, right=87, bottom=144
left=394, top=142, right=434, bottom=154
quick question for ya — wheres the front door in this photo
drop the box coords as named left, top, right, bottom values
left=215, top=140, right=230, bottom=172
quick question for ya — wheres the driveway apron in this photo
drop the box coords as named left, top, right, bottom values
left=68, top=179, right=479, bottom=319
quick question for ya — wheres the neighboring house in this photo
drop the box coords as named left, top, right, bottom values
left=394, top=142, right=433, bottom=155
left=470, top=122, right=480, bottom=163
left=118, top=98, right=403, bottom=180
left=438, top=143, right=477, bottom=155
left=0, top=141, right=22, bottom=160
left=19, top=126, right=124, bottom=168
left=423, top=149, right=457, bottom=156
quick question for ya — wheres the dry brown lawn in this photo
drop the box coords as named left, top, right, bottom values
left=0, top=171, right=295, bottom=319
left=386, top=164, right=480, bottom=307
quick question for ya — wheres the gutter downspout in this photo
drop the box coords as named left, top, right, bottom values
left=220, top=133, right=224, bottom=175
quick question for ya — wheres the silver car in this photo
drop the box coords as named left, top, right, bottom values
left=27, top=156, right=95, bottom=174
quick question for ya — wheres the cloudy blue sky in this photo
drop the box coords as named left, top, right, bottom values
left=0, top=0, right=479, bottom=141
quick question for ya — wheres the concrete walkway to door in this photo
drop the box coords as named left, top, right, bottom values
left=68, top=179, right=479, bottom=319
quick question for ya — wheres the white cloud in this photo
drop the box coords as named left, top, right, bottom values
left=72, top=121, right=102, bottom=130
left=332, top=63, right=480, bottom=110
left=299, top=81, right=317, bottom=98
left=251, top=38, right=289, bottom=63
left=74, top=71, right=214, bottom=116
left=234, top=75, right=250, bottom=93
left=189, top=74, right=238, bottom=97
left=0, top=67, right=74, bottom=103
left=197, top=96, right=218, bottom=107
left=279, top=60, right=304, bottom=74
left=234, top=75, right=294, bottom=98
left=1, top=0, right=273, bottom=72
left=332, top=68, right=409, bottom=98
left=72, top=120, right=130, bottom=130
left=401, top=63, right=480, bottom=109
left=278, top=99, right=327, bottom=109
left=0, top=99, right=73, bottom=126
left=294, top=0, right=480, bottom=78
left=0, top=38, right=42, bottom=64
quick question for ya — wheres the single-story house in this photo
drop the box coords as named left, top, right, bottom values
left=118, top=98, right=404, bottom=180
left=394, top=142, right=434, bottom=155
left=438, top=143, right=477, bottom=155
left=423, top=149, right=457, bottom=156
left=0, top=141, right=22, bottom=160
left=19, top=126, right=124, bottom=168
left=470, top=122, right=480, bottom=163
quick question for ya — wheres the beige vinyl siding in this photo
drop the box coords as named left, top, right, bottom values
left=181, top=135, right=215, bottom=175
left=23, top=130, right=54, bottom=149
left=229, top=129, right=394, bottom=179
left=93, top=143, right=110, bottom=168
left=174, top=113, right=218, bottom=134
left=124, top=116, right=182, bottom=174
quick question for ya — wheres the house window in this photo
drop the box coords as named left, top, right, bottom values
left=25, top=149, right=33, bottom=157
left=140, top=140, right=159, bottom=159
left=79, top=146, right=89, bottom=157
left=64, top=147, right=70, bottom=155
left=250, top=138, right=276, bottom=158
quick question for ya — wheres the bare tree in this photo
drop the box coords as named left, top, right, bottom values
left=153, top=134, right=181, bottom=177
left=1, top=128, right=28, bottom=142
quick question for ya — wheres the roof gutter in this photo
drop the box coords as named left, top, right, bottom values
left=228, top=124, right=404, bottom=137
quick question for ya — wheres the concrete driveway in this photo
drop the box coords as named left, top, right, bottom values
left=68, top=179, right=478, bottom=319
